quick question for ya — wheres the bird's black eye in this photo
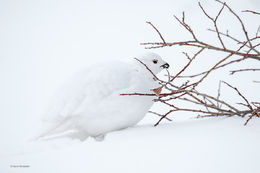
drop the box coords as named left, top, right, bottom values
left=153, top=59, right=158, bottom=64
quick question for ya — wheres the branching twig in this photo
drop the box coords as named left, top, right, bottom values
left=154, top=110, right=175, bottom=126
left=221, top=81, right=253, bottom=111
left=208, top=29, right=260, bottom=54
left=244, top=106, right=260, bottom=125
left=146, top=21, right=167, bottom=45
left=170, top=48, right=205, bottom=82
left=215, top=0, right=254, bottom=49
left=199, top=2, right=226, bottom=49
left=148, top=111, right=172, bottom=121
left=129, top=0, right=260, bottom=126
left=141, top=0, right=260, bottom=61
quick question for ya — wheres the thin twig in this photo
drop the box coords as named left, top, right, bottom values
left=148, top=111, right=172, bottom=121
left=136, top=0, right=260, bottom=126
left=244, top=106, right=260, bottom=125
left=154, top=110, right=174, bottom=126
left=215, top=0, right=253, bottom=49
left=170, top=48, right=205, bottom=82
left=230, top=68, right=260, bottom=75
left=222, top=81, right=253, bottom=111
left=134, top=57, right=160, bottom=82
left=242, top=10, right=260, bottom=15
left=146, top=21, right=167, bottom=45
left=208, top=29, right=260, bottom=54
left=199, top=2, right=226, bottom=49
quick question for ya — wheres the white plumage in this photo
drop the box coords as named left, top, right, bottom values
left=37, top=52, right=169, bottom=141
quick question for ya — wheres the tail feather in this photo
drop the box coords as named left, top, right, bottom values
left=35, top=116, right=75, bottom=140
left=33, top=115, right=90, bottom=141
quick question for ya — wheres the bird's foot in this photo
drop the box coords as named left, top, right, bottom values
left=93, top=134, right=106, bottom=142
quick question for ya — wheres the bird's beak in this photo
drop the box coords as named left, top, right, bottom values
left=160, top=63, right=170, bottom=69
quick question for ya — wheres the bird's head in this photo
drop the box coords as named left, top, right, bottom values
left=136, top=52, right=169, bottom=74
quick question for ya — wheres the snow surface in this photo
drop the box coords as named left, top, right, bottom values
left=0, top=0, right=259, bottom=172
left=1, top=117, right=260, bottom=173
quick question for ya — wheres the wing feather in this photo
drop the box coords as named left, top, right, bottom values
left=43, top=61, right=134, bottom=123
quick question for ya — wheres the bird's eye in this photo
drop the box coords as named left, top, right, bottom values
left=153, top=59, right=158, bottom=64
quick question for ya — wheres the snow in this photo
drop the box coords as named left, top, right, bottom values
left=1, top=117, right=260, bottom=173
left=0, top=0, right=259, bottom=172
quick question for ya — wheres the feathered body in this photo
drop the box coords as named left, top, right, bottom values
left=38, top=52, right=169, bottom=141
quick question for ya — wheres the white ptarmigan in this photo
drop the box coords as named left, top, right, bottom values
left=37, top=52, right=169, bottom=141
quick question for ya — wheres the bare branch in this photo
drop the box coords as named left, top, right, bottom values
left=170, top=48, right=205, bottom=82
left=154, top=110, right=175, bottom=126
left=222, top=81, right=253, bottom=111
left=244, top=106, right=260, bottom=125
left=174, top=12, right=198, bottom=41
left=148, top=111, right=172, bottom=121
left=199, top=2, right=226, bottom=49
left=215, top=0, right=253, bottom=49
left=146, top=21, right=167, bottom=45
left=208, top=29, right=260, bottom=54
left=230, top=68, right=260, bottom=75
left=242, top=10, right=260, bottom=15
left=136, top=0, right=260, bottom=126
left=134, top=57, right=160, bottom=82
left=177, top=56, right=248, bottom=78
